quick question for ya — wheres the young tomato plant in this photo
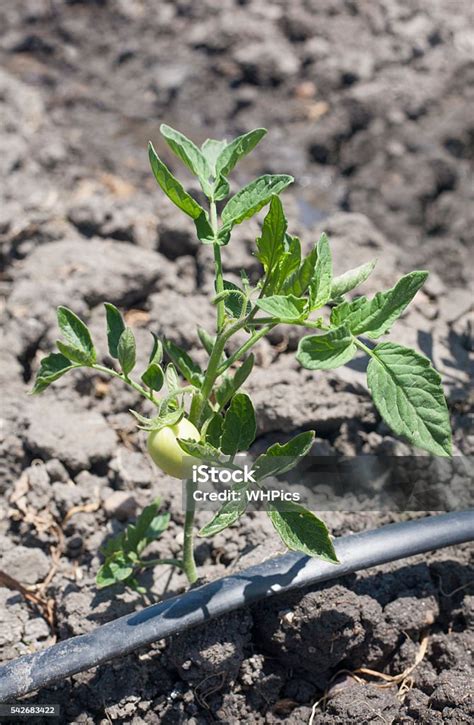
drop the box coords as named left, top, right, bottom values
left=32, top=124, right=452, bottom=588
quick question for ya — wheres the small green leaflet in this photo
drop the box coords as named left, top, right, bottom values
left=254, top=431, right=315, bottom=481
left=97, top=499, right=170, bottom=589
left=56, top=306, right=96, bottom=366
left=220, top=393, right=257, bottom=456
left=141, top=363, right=164, bottom=391
left=216, top=354, right=255, bottom=410
left=160, top=124, right=212, bottom=190
left=201, top=138, right=227, bottom=174
left=366, top=342, right=452, bottom=456
left=165, top=363, right=180, bottom=393
left=268, top=234, right=302, bottom=294
left=296, top=326, right=357, bottom=370
left=177, top=439, right=223, bottom=465
left=215, top=128, right=267, bottom=178
left=219, top=280, right=251, bottom=319
left=221, top=174, right=293, bottom=231
left=163, top=339, right=202, bottom=386
left=308, top=233, right=332, bottom=309
left=31, top=353, right=77, bottom=394
left=199, top=493, right=248, bottom=537
left=204, top=413, right=223, bottom=448
left=255, top=294, right=307, bottom=322
left=104, top=303, right=125, bottom=359
left=255, top=195, right=287, bottom=274
left=283, top=241, right=318, bottom=297
left=268, top=502, right=339, bottom=563
left=330, top=259, right=377, bottom=300
left=117, top=328, right=136, bottom=375
left=148, top=142, right=214, bottom=242
left=331, top=271, right=428, bottom=339
left=148, top=333, right=163, bottom=365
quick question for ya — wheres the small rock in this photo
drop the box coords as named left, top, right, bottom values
left=103, top=490, right=137, bottom=521
left=1, top=546, right=50, bottom=585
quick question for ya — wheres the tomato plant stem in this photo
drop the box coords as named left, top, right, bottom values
left=183, top=479, right=198, bottom=584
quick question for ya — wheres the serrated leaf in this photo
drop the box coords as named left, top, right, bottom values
left=255, top=195, right=287, bottom=274
left=366, top=342, right=452, bottom=456
left=221, top=174, right=293, bottom=230
left=104, top=303, right=125, bottom=359
left=330, top=259, right=377, bottom=299
left=268, top=502, right=338, bottom=563
left=220, top=392, right=256, bottom=456
left=216, top=354, right=254, bottom=409
left=216, top=128, right=267, bottom=178
left=255, top=294, right=307, bottom=322
left=199, top=494, right=248, bottom=537
left=31, top=353, right=77, bottom=394
left=160, top=123, right=211, bottom=189
left=308, top=233, right=332, bottom=309
left=148, top=142, right=214, bottom=242
left=141, top=362, right=164, bottom=391
left=57, top=306, right=96, bottom=365
left=331, top=271, right=428, bottom=339
left=296, top=326, right=357, bottom=370
left=117, top=327, right=136, bottom=375
left=268, top=234, right=302, bottom=294
left=253, top=431, right=315, bottom=481
left=201, top=138, right=228, bottom=174
left=164, top=339, right=202, bottom=386
left=131, top=407, right=184, bottom=432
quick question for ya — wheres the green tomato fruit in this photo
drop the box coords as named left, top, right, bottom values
left=147, top=417, right=200, bottom=479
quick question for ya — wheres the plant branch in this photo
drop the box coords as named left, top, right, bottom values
left=183, top=479, right=198, bottom=584
left=92, top=364, right=157, bottom=405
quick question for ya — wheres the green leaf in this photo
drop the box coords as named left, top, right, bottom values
left=331, top=271, right=428, bottom=339
left=220, top=280, right=251, bottom=320
left=296, top=326, right=357, bottom=370
left=177, top=439, right=222, bottom=464
left=57, top=306, right=96, bottom=365
left=148, top=333, right=163, bottom=365
left=117, top=327, right=136, bottom=375
left=104, top=303, right=125, bottom=359
left=268, top=502, right=338, bottom=563
left=31, top=353, right=77, bottom=394
left=220, top=392, right=257, bottom=456
left=255, top=195, right=287, bottom=274
left=141, top=362, right=164, bottom=391
left=330, top=259, right=377, bottom=299
left=283, top=241, right=318, bottom=297
left=308, top=233, right=332, bottom=309
left=201, top=138, right=227, bottom=174
left=215, top=128, right=267, bottom=178
left=165, top=363, right=180, bottom=393
left=204, top=413, right=223, bottom=448
left=96, top=552, right=134, bottom=588
left=366, top=342, right=452, bottom=456
left=160, top=123, right=211, bottom=189
left=215, top=354, right=254, bottom=409
left=163, top=339, right=202, bottom=386
left=253, top=431, right=315, bottom=481
left=221, top=174, right=293, bottom=230
left=148, top=142, right=214, bottom=242
left=56, top=340, right=93, bottom=366
left=199, top=494, right=248, bottom=537
left=255, top=294, right=307, bottom=322
left=213, top=174, right=230, bottom=201
left=268, top=234, right=302, bottom=294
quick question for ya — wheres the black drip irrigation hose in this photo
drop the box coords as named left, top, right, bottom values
left=1, top=511, right=473, bottom=701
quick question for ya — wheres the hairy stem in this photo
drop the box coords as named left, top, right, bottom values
left=353, top=337, right=375, bottom=357
left=183, top=479, right=198, bottom=584
left=210, top=200, right=225, bottom=333
left=139, top=558, right=184, bottom=570
left=92, top=364, right=156, bottom=404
